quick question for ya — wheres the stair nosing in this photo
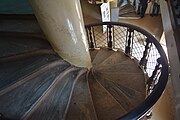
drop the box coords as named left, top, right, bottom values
left=94, top=59, right=143, bottom=71
left=87, top=70, right=99, bottom=120
left=0, top=31, right=45, bottom=39
left=92, top=71, right=133, bottom=112
left=0, top=49, right=57, bottom=62
left=98, top=52, right=129, bottom=67
left=63, top=69, right=88, bottom=120
left=93, top=72, right=146, bottom=96
left=92, top=48, right=115, bottom=65
left=90, top=70, right=128, bottom=113
left=0, top=60, right=68, bottom=97
left=21, top=66, right=79, bottom=120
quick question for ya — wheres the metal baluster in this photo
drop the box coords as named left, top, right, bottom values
left=113, top=25, right=115, bottom=48
left=107, top=25, right=113, bottom=49
left=92, top=27, right=97, bottom=48
left=139, top=38, right=152, bottom=70
left=87, top=26, right=95, bottom=49
left=147, top=58, right=162, bottom=94
left=125, top=28, right=134, bottom=55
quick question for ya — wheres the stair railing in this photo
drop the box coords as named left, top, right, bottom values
left=139, top=38, right=152, bottom=71
left=85, top=22, right=169, bottom=120
left=125, top=28, right=134, bottom=55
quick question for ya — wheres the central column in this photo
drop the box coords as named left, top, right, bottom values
left=29, top=0, right=92, bottom=68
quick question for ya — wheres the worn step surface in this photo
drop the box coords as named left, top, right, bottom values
left=0, top=55, right=61, bottom=90
left=24, top=68, right=84, bottom=120
left=92, top=48, right=115, bottom=66
left=0, top=63, right=71, bottom=119
left=0, top=15, right=42, bottom=33
left=65, top=72, right=97, bottom=120
left=0, top=35, right=51, bottom=57
left=90, top=48, right=146, bottom=118
left=93, top=72, right=145, bottom=112
left=89, top=49, right=99, bottom=62
left=0, top=35, right=146, bottom=120
left=99, top=50, right=129, bottom=66
left=118, top=2, right=140, bottom=19
left=88, top=72, right=127, bottom=120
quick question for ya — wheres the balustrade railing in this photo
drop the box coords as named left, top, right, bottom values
left=85, top=22, right=169, bottom=120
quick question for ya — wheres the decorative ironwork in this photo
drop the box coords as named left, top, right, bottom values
left=139, top=38, right=152, bottom=70
left=125, top=28, right=134, bottom=55
left=85, top=22, right=168, bottom=120
left=107, top=24, right=113, bottom=49
left=87, top=26, right=95, bottom=49
left=147, top=58, right=162, bottom=94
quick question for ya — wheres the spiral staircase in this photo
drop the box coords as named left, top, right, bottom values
left=0, top=30, right=146, bottom=120
left=118, top=0, right=140, bottom=19
left=0, top=14, right=168, bottom=120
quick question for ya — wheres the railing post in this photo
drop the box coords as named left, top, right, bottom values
left=139, top=38, right=152, bottom=70
left=87, top=26, right=95, bottom=49
left=107, top=24, right=113, bottom=49
left=146, top=58, right=162, bottom=93
left=125, top=28, right=134, bottom=55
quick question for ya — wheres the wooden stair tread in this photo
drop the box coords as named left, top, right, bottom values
left=90, top=49, right=99, bottom=62
left=92, top=48, right=115, bottom=66
left=65, top=72, right=98, bottom=120
left=95, top=59, right=143, bottom=74
left=99, top=50, right=129, bottom=66
left=93, top=72, right=146, bottom=111
left=119, top=4, right=135, bottom=14
left=0, top=64, right=71, bottom=119
left=0, top=18, right=41, bottom=33
left=0, top=35, right=51, bottom=57
left=24, top=68, right=81, bottom=120
left=94, top=72, right=146, bottom=93
left=88, top=72, right=127, bottom=120
left=0, top=54, right=61, bottom=90
left=0, top=49, right=57, bottom=62
left=90, top=48, right=146, bottom=116
left=0, top=43, right=147, bottom=120
left=118, top=3, right=140, bottom=19
left=0, top=60, right=69, bottom=96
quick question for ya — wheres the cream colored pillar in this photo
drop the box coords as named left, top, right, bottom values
left=29, top=0, right=92, bottom=68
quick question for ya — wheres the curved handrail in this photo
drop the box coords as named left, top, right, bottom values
left=85, top=22, right=169, bottom=120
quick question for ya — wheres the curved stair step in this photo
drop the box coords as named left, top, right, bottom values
left=0, top=54, right=60, bottom=90
left=0, top=14, right=41, bottom=33
left=119, top=12, right=140, bottom=19
left=89, top=49, right=99, bottom=62
left=99, top=50, right=129, bottom=66
left=92, top=48, right=114, bottom=66
left=65, top=71, right=98, bottom=120
left=88, top=71, right=127, bottom=120
left=95, top=59, right=143, bottom=74
left=92, top=72, right=146, bottom=111
left=0, top=35, right=51, bottom=57
left=0, top=49, right=57, bottom=62
left=119, top=4, right=135, bottom=13
left=0, top=60, right=69, bottom=96
left=23, top=67, right=83, bottom=120
left=94, top=72, right=146, bottom=93
left=118, top=3, right=140, bottom=19
left=0, top=64, right=71, bottom=119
